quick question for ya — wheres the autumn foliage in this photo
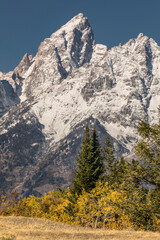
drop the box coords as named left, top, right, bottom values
left=0, top=115, right=160, bottom=231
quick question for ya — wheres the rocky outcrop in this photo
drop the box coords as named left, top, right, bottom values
left=0, top=77, right=20, bottom=118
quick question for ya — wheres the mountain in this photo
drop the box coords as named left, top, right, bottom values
left=0, top=13, right=160, bottom=197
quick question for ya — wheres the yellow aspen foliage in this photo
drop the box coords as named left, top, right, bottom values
left=74, top=181, right=132, bottom=229
left=49, top=189, right=74, bottom=223
left=0, top=183, right=158, bottom=230
left=38, top=188, right=74, bottom=223
left=14, top=196, right=42, bottom=217
left=0, top=195, right=9, bottom=215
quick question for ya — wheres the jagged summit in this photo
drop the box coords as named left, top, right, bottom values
left=109, top=33, right=158, bottom=54
left=0, top=14, right=160, bottom=196
left=50, top=13, right=91, bottom=37
left=14, top=53, right=33, bottom=76
left=21, top=13, right=95, bottom=99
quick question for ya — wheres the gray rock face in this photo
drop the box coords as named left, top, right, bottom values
left=0, top=79, right=20, bottom=117
left=0, top=14, right=160, bottom=197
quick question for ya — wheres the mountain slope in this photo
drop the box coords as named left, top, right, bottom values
left=0, top=13, right=160, bottom=197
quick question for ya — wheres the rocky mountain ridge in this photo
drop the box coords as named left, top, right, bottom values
left=0, top=13, right=160, bottom=197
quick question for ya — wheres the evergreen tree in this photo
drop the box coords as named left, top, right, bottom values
left=131, top=109, right=160, bottom=229
left=103, top=137, right=115, bottom=170
left=102, top=137, right=118, bottom=186
left=72, top=125, right=104, bottom=195
left=102, top=138, right=141, bottom=190
left=115, top=156, right=127, bottom=188
left=89, top=128, right=105, bottom=187
left=125, top=159, right=141, bottom=190
left=135, top=112, right=160, bottom=190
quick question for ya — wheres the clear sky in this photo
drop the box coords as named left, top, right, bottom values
left=1, top=0, right=160, bottom=72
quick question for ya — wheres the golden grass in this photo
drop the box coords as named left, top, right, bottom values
left=0, top=216, right=159, bottom=240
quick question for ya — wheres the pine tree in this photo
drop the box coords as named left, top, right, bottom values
left=125, top=159, right=141, bottom=189
left=103, top=137, right=115, bottom=167
left=102, top=137, right=118, bottom=186
left=115, top=156, right=127, bottom=188
left=135, top=112, right=160, bottom=190
left=72, top=125, right=104, bottom=195
left=132, top=108, right=160, bottom=229
left=89, top=128, right=104, bottom=187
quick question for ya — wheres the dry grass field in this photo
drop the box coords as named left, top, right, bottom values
left=0, top=216, right=159, bottom=240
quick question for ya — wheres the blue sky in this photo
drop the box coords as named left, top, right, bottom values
left=1, top=0, right=160, bottom=72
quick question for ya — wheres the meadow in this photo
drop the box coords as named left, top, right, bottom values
left=0, top=216, right=159, bottom=240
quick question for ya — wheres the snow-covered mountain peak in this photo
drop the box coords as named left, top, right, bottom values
left=137, top=32, right=144, bottom=39
left=50, top=13, right=90, bottom=38
left=21, top=14, right=95, bottom=99
left=1, top=14, right=160, bottom=196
